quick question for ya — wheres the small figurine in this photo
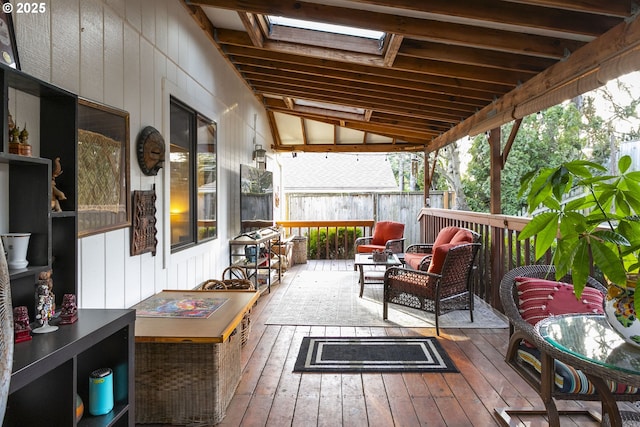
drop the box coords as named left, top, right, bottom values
left=18, top=123, right=31, bottom=156
left=32, top=281, right=58, bottom=334
left=38, top=269, right=55, bottom=313
left=13, top=305, right=32, bottom=343
left=51, top=157, right=67, bottom=212
left=8, top=124, right=19, bottom=154
left=7, top=112, right=14, bottom=141
left=59, top=293, right=78, bottom=325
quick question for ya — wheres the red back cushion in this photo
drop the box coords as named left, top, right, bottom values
left=371, top=221, right=404, bottom=245
left=515, top=277, right=604, bottom=327
left=427, top=243, right=456, bottom=274
left=432, top=226, right=460, bottom=248
left=450, top=228, right=474, bottom=244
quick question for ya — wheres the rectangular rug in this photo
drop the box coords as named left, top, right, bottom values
left=267, top=271, right=508, bottom=329
left=293, top=336, right=458, bottom=373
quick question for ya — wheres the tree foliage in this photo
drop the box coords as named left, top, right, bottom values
left=461, top=90, right=633, bottom=215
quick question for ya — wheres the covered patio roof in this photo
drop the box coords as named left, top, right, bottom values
left=183, top=1, right=640, bottom=154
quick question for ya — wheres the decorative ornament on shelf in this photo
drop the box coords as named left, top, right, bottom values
left=51, top=157, right=67, bottom=212
left=18, top=124, right=30, bottom=156
left=8, top=114, right=19, bottom=154
left=33, top=270, right=58, bottom=334
left=59, top=293, right=78, bottom=325
left=518, top=155, right=640, bottom=347
left=13, top=306, right=31, bottom=343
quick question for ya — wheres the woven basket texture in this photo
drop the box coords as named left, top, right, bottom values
left=197, top=266, right=254, bottom=346
left=135, top=331, right=242, bottom=425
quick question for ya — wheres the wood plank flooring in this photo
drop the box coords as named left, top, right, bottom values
left=141, top=259, right=610, bottom=426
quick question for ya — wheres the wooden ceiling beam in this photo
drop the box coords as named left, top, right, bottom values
left=232, top=54, right=503, bottom=101
left=217, top=32, right=515, bottom=91
left=340, top=0, right=621, bottom=38
left=384, top=34, right=403, bottom=67
left=273, top=143, right=425, bottom=153
left=398, top=39, right=556, bottom=73
left=265, top=99, right=440, bottom=136
left=268, top=105, right=443, bottom=137
left=243, top=72, right=480, bottom=114
left=254, top=82, right=467, bottom=123
left=504, top=0, right=634, bottom=17
left=237, top=12, right=264, bottom=47
left=225, top=39, right=530, bottom=85
left=193, top=0, right=594, bottom=57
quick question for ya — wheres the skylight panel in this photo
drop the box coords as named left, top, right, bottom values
left=268, top=16, right=384, bottom=40
left=295, top=99, right=365, bottom=115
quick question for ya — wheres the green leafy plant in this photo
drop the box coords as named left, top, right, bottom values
left=518, top=155, right=640, bottom=298
left=307, top=228, right=362, bottom=259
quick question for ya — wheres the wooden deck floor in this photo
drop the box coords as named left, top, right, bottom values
left=141, top=259, right=610, bottom=426
left=215, top=259, right=610, bottom=427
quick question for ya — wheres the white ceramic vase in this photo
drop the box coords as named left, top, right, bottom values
left=0, top=233, right=31, bottom=269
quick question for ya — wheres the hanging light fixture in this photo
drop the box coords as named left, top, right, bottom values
left=253, top=144, right=266, bottom=166
left=250, top=113, right=267, bottom=169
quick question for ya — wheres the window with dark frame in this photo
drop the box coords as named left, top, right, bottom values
left=169, top=97, right=217, bottom=251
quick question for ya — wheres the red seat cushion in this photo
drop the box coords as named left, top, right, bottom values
left=357, top=244, right=385, bottom=253
left=515, top=277, right=604, bottom=327
left=405, top=252, right=429, bottom=270
left=371, top=221, right=404, bottom=246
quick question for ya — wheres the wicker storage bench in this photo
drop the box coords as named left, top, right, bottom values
left=133, top=290, right=259, bottom=426
left=135, top=327, right=241, bottom=425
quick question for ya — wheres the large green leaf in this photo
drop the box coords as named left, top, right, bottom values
left=591, top=239, right=627, bottom=285
left=624, top=171, right=640, bottom=182
left=518, top=212, right=558, bottom=241
left=526, top=169, right=556, bottom=212
left=619, top=155, right=632, bottom=173
left=592, top=229, right=630, bottom=246
left=570, top=239, right=590, bottom=295
left=555, top=239, right=577, bottom=278
left=565, top=196, right=596, bottom=211
left=564, top=160, right=606, bottom=177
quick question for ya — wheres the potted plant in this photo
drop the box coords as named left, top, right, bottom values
left=518, top=155, right=640, bottom=345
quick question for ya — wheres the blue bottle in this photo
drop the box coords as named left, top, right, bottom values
left=89, top=368, right=114, bottom=416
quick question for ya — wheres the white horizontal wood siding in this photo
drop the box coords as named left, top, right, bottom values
left=11, top=0, right=271, bottom=308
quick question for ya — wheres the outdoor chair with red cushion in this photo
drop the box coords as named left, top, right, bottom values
left=355, top=221, right=405, bottom=254
left=383, top=227, right=480, bottom=335
left=497, top=265, right=640, bottom=426
left=403, top=226, right=476, bottom=271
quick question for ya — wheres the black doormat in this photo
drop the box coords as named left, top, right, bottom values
left=293, top=336, right=458, bottom=373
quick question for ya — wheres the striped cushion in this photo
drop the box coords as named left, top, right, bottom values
left=515, top=277, right=604, bottom=326
left=517, top=345, right=640, bottom=395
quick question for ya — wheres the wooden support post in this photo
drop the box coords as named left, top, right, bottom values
left=489, top=128, right=503, bottom=307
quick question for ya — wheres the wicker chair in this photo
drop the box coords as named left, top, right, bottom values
left=355, top=221, right=405, bottom=254
left=497, top=265, right=640, bottom=426
left=383, top=228, right=480, bottom=335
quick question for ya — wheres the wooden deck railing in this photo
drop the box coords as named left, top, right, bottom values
left=277, top=220, right=375, bottom=260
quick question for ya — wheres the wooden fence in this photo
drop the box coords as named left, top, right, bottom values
left=285, top=191, right=453, bottom=248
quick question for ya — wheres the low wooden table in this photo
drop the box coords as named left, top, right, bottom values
left=133, top=289, right=259, bottom=425
left=354, top=253, right=402, bottom=297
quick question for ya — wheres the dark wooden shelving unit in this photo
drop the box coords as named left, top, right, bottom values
left=0, top=63, right=135, bottom=426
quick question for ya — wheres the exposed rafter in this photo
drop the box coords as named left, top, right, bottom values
left=184, top=0, right=637, bottom=153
